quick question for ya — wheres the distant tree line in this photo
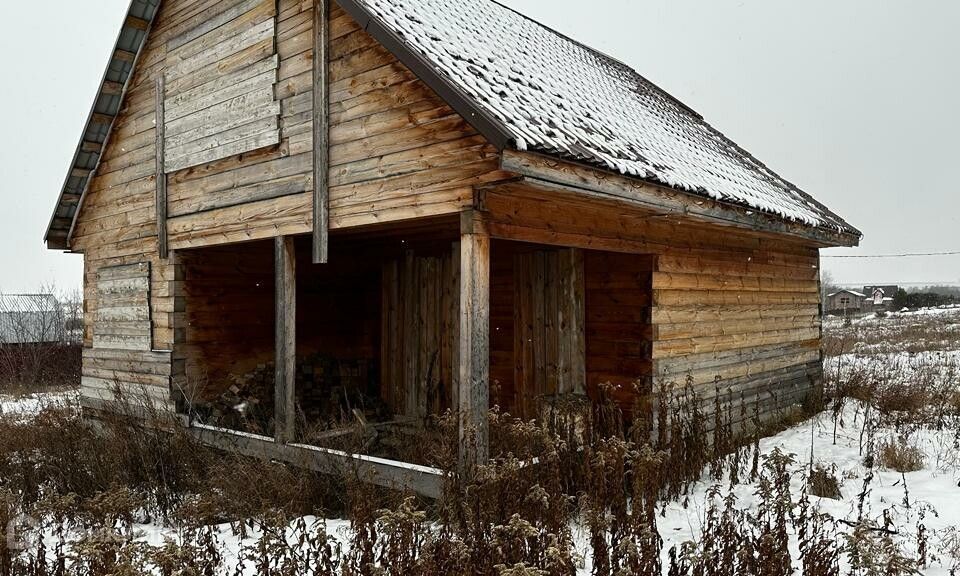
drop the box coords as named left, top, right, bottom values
left=892, top=286, right=959, bottom=310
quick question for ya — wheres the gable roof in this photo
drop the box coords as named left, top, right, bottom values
left=44, top=0, right=161, bottom=250
left=828, top=290, right=866, bottom=298
left=863, top=285, right=899, bottom=297
left=338, top=0, right=858, bottom=237
left=46, top=0, right=859, bottom=250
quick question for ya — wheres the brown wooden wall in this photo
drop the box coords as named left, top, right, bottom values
left=482, top=185, right=823, bottom=425
left=176, top=237, right=383, bottom=402
left=584, top=251, right=653, bottom=407
left=69, top=0, right=509, bottom=408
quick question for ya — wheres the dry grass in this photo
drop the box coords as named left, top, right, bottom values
left=808, top=463, right=842, bottom=500
left=1, top=307, right=957, bottom=574
left=877, top=435, right=925, bottom=473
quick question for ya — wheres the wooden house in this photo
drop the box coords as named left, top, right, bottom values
left=825, top=289, right=866, bottom=316
left=43, top=0, right=859, bottom=494
left=0, top=294, right=62, bottom=345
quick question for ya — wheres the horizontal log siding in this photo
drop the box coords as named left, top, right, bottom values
left=483, top=186, right=824, bottom=424
left=161, top=2, right=507, bottom=249
left=71, top=0, right=511, bottom=412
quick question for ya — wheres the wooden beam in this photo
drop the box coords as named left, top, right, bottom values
left=274, top=236, right=296, bottom=443
left=114, top=48, right=137, bottom=62
left=188, top=423, right=444, bottom=498
left=91, top=112, right=114, bottom=125
left=125, top=15, right=150, bottom=30
left=500, top=150, right=861, bottom=248
left=102, top=80, right=124, bottom=95
left=557, top=248, right=586, bottom=394
left=80, top=140, right=103, bottom=153
left=155, top=76, right=168, bottom=259
left=312, top=0, right=330, bottom=264
left=457, top=213, right=490, bottom=472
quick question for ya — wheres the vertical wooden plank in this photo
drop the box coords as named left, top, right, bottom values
left=449, top=241, right=461, bottom=413
left=155, top=76, right=168, bottom=259
left=274, top=236, right=296, bottom=443
left=402, top=250, right=418, bottom=416
left=458, top=228, right=490, bottom=471
left=532, top=251, right=546, bottom=402
left=312, top=0, right=330, bottom=264
left=543, top=251, right=559, bottom=397
left=380, top=259, right=399, bottom=410
left=558, top=248, right=586, bottom=394
left=513, top=252, right=531, bottom=416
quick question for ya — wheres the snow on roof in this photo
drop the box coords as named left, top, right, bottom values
left=353, top=0, right=857, bottom=234
left=828, top=290, right=866, bottom=298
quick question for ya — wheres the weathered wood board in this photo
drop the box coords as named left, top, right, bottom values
left=94, top=262, right=153, bottom=351
left=162, top=0, right=280, bottom=172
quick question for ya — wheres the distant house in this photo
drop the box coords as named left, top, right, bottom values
left=0, top=294, right=62, bottom=345
left=862, top=285, right=899, bottom=311
left=826, top=290, right=866, bottom=315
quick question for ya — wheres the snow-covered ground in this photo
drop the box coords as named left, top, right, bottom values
left=5, top=305, right=959, bottom=574
left=0, top=388, right=78, bottom=420
left=12, top=394, right=954, bottom=574
left=585, top=402, right=958, bottom=575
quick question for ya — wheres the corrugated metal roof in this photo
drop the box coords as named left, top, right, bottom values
left=44, top=0, right=161, bottom=250
left=0, top=294, right=59, bottom=314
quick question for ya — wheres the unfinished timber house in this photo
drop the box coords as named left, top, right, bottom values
left=44, top=0, right=859, bottom=495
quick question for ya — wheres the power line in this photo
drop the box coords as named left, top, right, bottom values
left=822, top=250, right=960, bottom=259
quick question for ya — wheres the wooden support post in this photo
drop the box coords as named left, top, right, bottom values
left=312, top=0, right=329, bottom=264
left=275, top=236, right=296, bottom=443
left=458, top=213, right=490, bottom=471
left=155, top=76, right=168, bottom=259
left=557, top=248, right=586, bottom=394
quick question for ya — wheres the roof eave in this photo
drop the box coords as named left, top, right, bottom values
left=501, top=150, right=862, bottom=248
left=43, top=1, right=161, bottom=252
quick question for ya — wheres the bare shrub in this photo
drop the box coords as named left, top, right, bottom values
left=0, top=288, right=82, bottom=393
left=808, top=463, right=842, bottom=500
left=878, top=435, right=925, bottom=473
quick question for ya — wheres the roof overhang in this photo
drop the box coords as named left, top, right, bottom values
left=45, top=0, right=861, bottom=252
left=44, top=0, right=161, bottom=251
left=500, top=150, right=862, bottom=248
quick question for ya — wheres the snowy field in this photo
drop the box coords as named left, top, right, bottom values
left=1, top=306, right=958, bottom=574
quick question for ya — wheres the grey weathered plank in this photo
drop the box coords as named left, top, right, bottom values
left=188, top=423, right=444, bottom=499
left=165, top=130, right=280, bottom=173
left=165, top=116, right=279, bottom=168
left=166, top=18, right=275, bottom=80
left=156, top=76, right=169, bottom=258
left=313, top=0, right=330, bottom=264
left=167, top=0, right=267, bottom=50
left=274, top=236, right=296, bottom=443
left=165, top=87, right=277, bottom=138
left=165, top=65, right=278, bottom=122
left=457, top=223, right=490, bottom=471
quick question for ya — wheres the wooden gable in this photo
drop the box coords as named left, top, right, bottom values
left=71, top=0, right=506, bottom=257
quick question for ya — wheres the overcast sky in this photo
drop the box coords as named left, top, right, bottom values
left=1, top=0, right=957, bottom=294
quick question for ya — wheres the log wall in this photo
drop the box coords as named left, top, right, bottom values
left=69, top=0, right=508, bottom=410
left=482, top=185, right=823, bottom=425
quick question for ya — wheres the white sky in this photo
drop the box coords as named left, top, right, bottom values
left=1, top=0, right=958, bottom=293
